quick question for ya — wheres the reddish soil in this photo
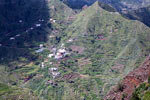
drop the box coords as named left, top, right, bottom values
left=104, top=55, right=150, bottom=100
left=62, top=72, right=80, bottom=81
left=70, top=45, right=84, bottom=54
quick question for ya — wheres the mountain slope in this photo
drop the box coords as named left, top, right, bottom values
left=105, top=55, right=150, bottom=100
left=0, top=0, right=76, bottom=100
left=123, top=6, right=150, bottom=26
left=60, top=1, right=150, bottom=98
left=62, top=0, right=150, bottom=26
left=0, top=1, right=150, bottom=100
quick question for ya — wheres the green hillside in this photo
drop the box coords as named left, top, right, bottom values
left=123, top=5, right=150, bottom=26
left=60, top=1, right=150, bottom=98
left=0, top=1, right=150, bottom=100
left=0, top=83, right=38, bottom=100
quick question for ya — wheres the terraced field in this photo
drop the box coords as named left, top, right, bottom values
left=0, top=0, right=150, bottom=100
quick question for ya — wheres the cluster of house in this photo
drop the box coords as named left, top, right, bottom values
left=35, top=44, right=45, bottom=53
left=48, top=47, right=70, bottom=60
left=67, top=38, right=73, bottom=43
left=50, top=18, right=56, bottom=23
left=9, top=33, right=21, bottom=40
left=39, top=19, right=44, bottom=22
left=49, top=67, right=61, bottom=79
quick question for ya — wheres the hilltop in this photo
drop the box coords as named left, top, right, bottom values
left=62, top=0, right=150, bottom=26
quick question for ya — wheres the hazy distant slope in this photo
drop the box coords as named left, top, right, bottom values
left=62, top=0, right=150, bottom=10
left=123, top=6, right=150, bottom=26
left=62, top=0, right=150, bottom=27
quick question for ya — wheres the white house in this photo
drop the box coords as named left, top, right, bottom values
left=68, top=39, right=73, bottom=42
left=48, top=54, right=54, bottom=58
left=41, top=62, right=44, bottom=68
left=61, top=43, right=65, bottom=47
left=53, top=20, right=56, bottom=23
left=16, top=34, right=20, bottom=37
left=35, top=24, right=41, bottom=27
left=55, top=53, right=63, bottom=59
left=39, top=44, right=43, bottom=48
left=49, top=62, right=53, bottom=65
left=30, top=27, right=34, bottom=30
left=19, top=20, right=23, bottom=23
left=58, top=48, right=66, bottom=53
left=50, top=18, right=53, bottom=21
left=35, top=48, right=45, bottom=53
left=51, top=72, right=60, bottom=78
left=10, top=37, right=15, bottom=40
left=49, top=67, right=58, bottom=72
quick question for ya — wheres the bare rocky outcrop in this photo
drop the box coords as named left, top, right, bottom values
left=105, top=55, right=150, bottom=100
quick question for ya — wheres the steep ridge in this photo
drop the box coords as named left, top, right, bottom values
left=105, top=55, right=150, bottom=100
left=61, top=1, right=150, bottom=98
left=62, top=0, right=150, bottom=27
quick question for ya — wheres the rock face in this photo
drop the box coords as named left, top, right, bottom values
left=105, top=55, right=150, bottom=100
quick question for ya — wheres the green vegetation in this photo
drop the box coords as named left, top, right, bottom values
left=0, top=83, right=37, bottom=100
left=131, top=82, right=150, bottom=100
left=0, top=0, right=150, bottom=100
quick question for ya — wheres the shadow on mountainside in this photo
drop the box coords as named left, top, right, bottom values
left=0, top=0, right=51, bottom=67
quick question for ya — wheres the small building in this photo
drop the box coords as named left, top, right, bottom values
left=19, top=20, right=23, bottom=23
left=61, top=43, right=65, bottom=47
left=51, top=72, right=60, bottom=78
left=35, top=24, right=41, bottom=27
left=55, top=53, right=63, bottom=59
left=58, top=48, right=66, bottom=53
left=48, top=54, right=54, bottom=58
left=10, top=37, right=15, bottom=40
left=49, top=62, right=53, bottom=65
left=68, top=39, right=73, bottom=42
left=41, top=62, right=44, bottom=68
left=50, top=18, right=53, bottom=21
left=16, top=34, right=20, bottom=37
left=49, top=67, right=58, bottom=72
left=49, top=35, right=55, bottom=38
left=30, top=27, right=34, bottom=30
left=39, top=19, right=44, bottom=22
left=53, top=20, right=56, bottom=23
left=35, top=48, right=45, bottom=53
left=39, top=44, right=44, bottom=48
